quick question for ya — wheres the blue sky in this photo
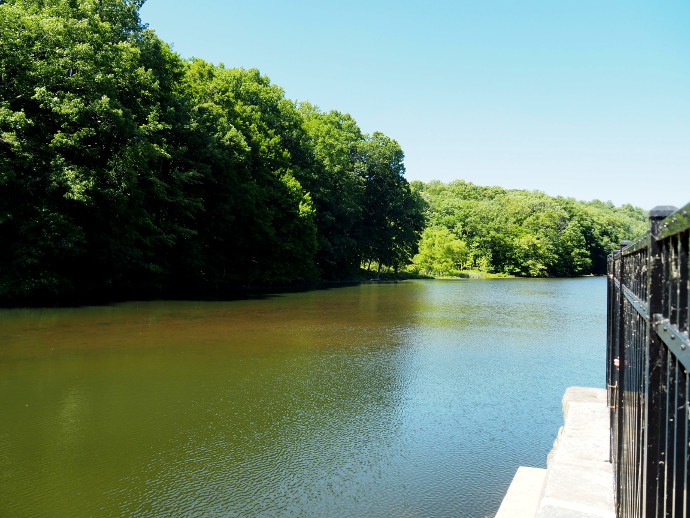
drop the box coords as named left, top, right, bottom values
left=140, top=0, right=690, bottom=210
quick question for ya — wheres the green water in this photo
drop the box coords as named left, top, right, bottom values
left=0, top=278, right=606, bottom=517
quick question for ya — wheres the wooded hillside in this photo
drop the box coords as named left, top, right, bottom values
left=409, top=180, right=647, bottom=277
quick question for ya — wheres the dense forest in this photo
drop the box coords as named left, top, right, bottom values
left=0, top=1, right=650, bottom=305
left=409, top=180, right=647, bottom=277
left=0, top=0, right=425, bottom=303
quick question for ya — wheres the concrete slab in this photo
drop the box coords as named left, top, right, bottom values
left=537, top=460, right=614, bottom=518
left=495, top=387, right=615, bottom=518
left=535, top=387, right=615, bottom=518
left=495, top=467, right=547, bottom=518
left=536, top=502, right=615, bottom=518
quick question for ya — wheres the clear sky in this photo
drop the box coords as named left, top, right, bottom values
left=140, top=0, right=690, bottom=211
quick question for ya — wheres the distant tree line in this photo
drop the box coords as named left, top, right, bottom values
left=409, top=180, right=647, bottom=277
left=0, top=0, right=425, bottom=303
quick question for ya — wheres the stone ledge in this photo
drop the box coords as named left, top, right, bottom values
left=495, top=467, right=547, bottom=518
left=496, top=387, right=615, bottom=518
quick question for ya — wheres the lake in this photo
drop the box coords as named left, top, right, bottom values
left=0, top=278, right=606, bottom=517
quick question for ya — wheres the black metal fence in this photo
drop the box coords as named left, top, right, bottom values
left=608, top=203, right=690, bottom=517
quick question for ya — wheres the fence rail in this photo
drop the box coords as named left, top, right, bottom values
left=607, top=202, right=690, bottom=517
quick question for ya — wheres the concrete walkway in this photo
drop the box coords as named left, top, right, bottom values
left=495, top=387, right=615, bottom=518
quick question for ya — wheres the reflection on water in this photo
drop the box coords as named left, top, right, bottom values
left=0, top=278, right=606, bottom=517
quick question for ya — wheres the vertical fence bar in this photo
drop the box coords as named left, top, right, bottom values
left=672, top=357, right=686, bottom=517
left=608, top=253, right=618, bottom=464
left=680, top=370, right=690, bottom=518
left=618, top=242, right=628, bottom=515
left=681, top=223, right=690, bottom=518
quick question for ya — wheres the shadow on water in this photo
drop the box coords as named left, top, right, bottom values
left=0, top=278, right=372, bottom=309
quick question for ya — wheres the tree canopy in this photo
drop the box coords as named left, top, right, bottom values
left=0, top=0, right=425, bottom=303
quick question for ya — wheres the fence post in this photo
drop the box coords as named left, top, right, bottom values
left=644, top=206, right=677, bottom=517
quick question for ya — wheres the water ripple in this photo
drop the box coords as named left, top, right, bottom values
left=0, top=278, right=606, bottom=517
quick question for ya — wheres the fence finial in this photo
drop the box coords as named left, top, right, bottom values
left=649, top=206, right=677, bottom=219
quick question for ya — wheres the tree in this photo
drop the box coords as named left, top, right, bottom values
left=298, top=104, right=364, bottom=277
left=0, top=0, right=197, bottom=299
left=354, top=132, right=425, bottom=272
left=413, top=226, right=469, bottom=275
left=181, top=60, right=318, bottom=284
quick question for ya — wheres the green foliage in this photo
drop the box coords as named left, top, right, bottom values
left=299, top=105, right=426, bottom=276
left=298, top=104, right=365, bottom=277
left=1, top=0, right=187, bottom=298
left=353, top=132, right=426, bottom=272
left=413, top=226, right=468, bottom=275
left=0, top=1, right=425, bottom=303
left=411, top=180, right=647, bottom=277
left=6, top=0, right=649, bottom=301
